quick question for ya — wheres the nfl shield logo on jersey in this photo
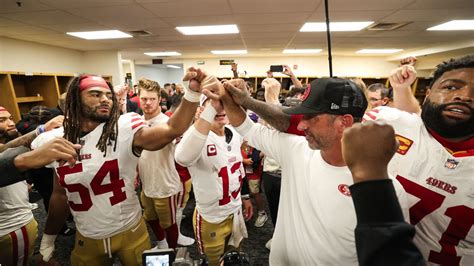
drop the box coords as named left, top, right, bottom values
left=444, top=158, right=459, bottom=169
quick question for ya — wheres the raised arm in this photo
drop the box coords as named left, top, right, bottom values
left=133, top=68, right=218, bottom=152
left=224, top=79, right=292, bottom=132
left=283, top=65, right=303, bottom=88
left=389, top=65, right=422, bottom=114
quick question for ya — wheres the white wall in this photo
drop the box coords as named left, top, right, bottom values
left=0, top=37, right=82, bottom=73
left=175, top=56, right=400, bottom=78
left=82, top=50, right=122, bottom=85
left=0, top=37, right=122, bottom=84
left=135, top=65, right=184, bottom=85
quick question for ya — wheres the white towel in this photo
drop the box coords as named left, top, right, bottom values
left=227, top=208, right=248, bottom=247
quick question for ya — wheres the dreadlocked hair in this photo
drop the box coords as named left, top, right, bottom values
left=63, top=75, right=120, bottom=158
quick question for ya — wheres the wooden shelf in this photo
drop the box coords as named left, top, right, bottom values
left=16, top=96, right=44, bottom=103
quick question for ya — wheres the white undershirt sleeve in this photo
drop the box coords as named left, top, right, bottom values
left=174, top=125, right=208, bottom=167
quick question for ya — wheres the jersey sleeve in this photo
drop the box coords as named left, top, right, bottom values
left=118, top=112, right=147, bottom=158
left=363, top=107, right=422, bottom=132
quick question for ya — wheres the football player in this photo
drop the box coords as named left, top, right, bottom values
left=364, top=55, right=474, bottom=265
left=33, top=68, right=212, bottom=265
left=175, top=85, right=253, bottom=266
left=137, top=78, right=193, bottom=249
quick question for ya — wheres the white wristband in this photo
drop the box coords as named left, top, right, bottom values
left=183, top=86, right=201, bottom=103
left=200, top=105, right=217, bottom=124
left=40, top=234, right=57, bottom=262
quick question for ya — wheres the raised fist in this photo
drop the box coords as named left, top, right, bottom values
left=342, top=121, right=398, bottom=183
left=389, top=65, right=417, bottom=92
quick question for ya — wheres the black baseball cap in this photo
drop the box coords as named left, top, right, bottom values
left=284, top=78, right=368, bottom=118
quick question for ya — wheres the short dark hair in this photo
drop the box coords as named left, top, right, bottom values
left=368, top=83, right=389, bottom=98
left=164, top=83, right=171, bottom=88
left=430, top=55, right=474, bottom=88
left=168, top=94, right=182, bottom=109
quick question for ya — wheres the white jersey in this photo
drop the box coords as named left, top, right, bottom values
left=235, top=117, right=358, bottom=265
left=0, top=181, right=33, bottom=236
left=139, top=113, right=180, bottom=198
left=32, top=113, right=146, bottom=239
left=187, top=126, right=244, bottom=224
left=364, top=107, right=474, bottom=266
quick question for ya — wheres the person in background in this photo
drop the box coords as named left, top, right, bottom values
left=367, top=83, right=391, bottom=110
left=282, top=65, right=303, bottom=89
left=0, top=106, right=66, bottom=266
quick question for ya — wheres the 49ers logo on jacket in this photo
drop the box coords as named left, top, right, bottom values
left=395, top=134, right=413, bottom=155
left=207, top=144, right=217, bottom=156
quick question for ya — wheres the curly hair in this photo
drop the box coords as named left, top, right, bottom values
left=430, top=55, right=474, bottom=88
left=63, top=75, right=119, bottom=158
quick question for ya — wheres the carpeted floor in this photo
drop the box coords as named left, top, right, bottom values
left=30, top=192, right=273, bottom=265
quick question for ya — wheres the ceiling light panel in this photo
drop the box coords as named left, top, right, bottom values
left=176, top=24, right=239, bottom=35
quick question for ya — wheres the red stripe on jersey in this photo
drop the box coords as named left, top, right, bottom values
left=21, top=225, right=29, bottom=266
left=364, top=112, right=377, bottom=121
left=132, top=121, right=145, bottom=130
left=10, top=230, right=18, bottom=266
left=131, top=117, right=143, bottom=123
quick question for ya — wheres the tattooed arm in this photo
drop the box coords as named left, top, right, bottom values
left=0, top=130, right=37, bottom=153
left=224, top=79, right=291, bottom=132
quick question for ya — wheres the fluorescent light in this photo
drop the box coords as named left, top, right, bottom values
left=176, top=24, right=239, bottom=35
left=144, top=52, right=182, bottom=57
left=211, top=50, right=247, bottom=55
left=166, top=65, right=181, bottom=69
left=300, top=21, right=373, bottom=32
left=427, top=20, right=474, bottom=31
left=356, top=49, right=403, bottom=54
left=283, top=49, right=322, bottom=54
left=66, top=30, right=132, bottom=40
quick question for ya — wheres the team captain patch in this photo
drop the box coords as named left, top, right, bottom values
left=395, top=134, right=413, bottom=155
left=207, top=144, right=217, bottom=156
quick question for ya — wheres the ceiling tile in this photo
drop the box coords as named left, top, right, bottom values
left=1, top=10, right=89, bottom=25
left=39, top=0, right=135, bottom=9
left=229, top=0, right=321, bottom=14
left=142, top=0, right=232, bottom=17
left=0, top=0, right=53, bottom=14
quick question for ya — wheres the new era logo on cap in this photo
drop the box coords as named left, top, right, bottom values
left=331, top=103, right=340, bottom=110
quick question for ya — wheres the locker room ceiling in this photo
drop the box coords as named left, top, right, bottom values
left=0, top=0, right=473, bottom=61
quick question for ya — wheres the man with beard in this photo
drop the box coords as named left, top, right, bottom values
left=220, top=77, right=368, bottom=265
left=363, top=55, right=474, bottom=265
left=0, top=106, right=74, bottom=265
left=0, top=106, right=20, bottom=143
left=32, top=70, right=212, bottom=265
